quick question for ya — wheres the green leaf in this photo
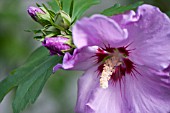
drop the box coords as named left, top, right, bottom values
left=166, top=11, right=170, bottom=17
left=61, top=0, right=73, bottom=15
left=101, top=1, right=144, bottom=16
left=47, top=0, right=101, bottom=21
left=47, top=0, right=59, bottom=13
left=55, top=0, right=62, bottom=10
left=69, top=0, right=74, bottom=17
left=0, top=47, right=62, bottom=113
left=47, top=0, right=73, bottom=14
left=72, top=0, right=101, bottom=21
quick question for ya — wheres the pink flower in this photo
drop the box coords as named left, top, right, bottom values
left=54, top=5, right=170, bottom=113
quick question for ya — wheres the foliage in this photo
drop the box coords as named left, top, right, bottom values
left=101, top=1, right=143, bottom=16
left=3, top=0, right=170, bottom=113
left=48, top=0, right=101, bottom=22
left=0, top=47, right=62, bottom=113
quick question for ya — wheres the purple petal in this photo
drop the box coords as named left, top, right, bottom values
left=112, top=4, right=170, bottom=71
left=75, top=65, right=126, bottom=113
left=73, top=14, right=128, bottom=49
left=75, top=66, right=99, bottom=113
left=111, top=10, right=140, bottom=27
left=53, top=46, right=98, bottom=72
left=124, top=66, right=170, bottom=113
left=75, top=65, right=170, bottom=113
left=73, top=4, right=170, bottom=113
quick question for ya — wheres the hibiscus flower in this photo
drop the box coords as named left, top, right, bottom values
left=54, top=4, right=170, bottom=113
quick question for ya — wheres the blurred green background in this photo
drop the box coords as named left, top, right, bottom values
left=0, top=0, right=170, bottom=113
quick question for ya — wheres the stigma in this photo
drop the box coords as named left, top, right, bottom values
left=97, top=47, right=137, bottom=89
left=100, top=51, right=122, bottom=89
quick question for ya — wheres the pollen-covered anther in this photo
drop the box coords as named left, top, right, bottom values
left=100, top=56, right=122, bottom=89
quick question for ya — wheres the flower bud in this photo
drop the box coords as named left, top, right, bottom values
left=27, top=6, right=51, bottom=26
left=55, top=10, right=71, bottom=30
left=27, top=6, right=45, bottom=20
left=42, top=36, right=72, bottom=56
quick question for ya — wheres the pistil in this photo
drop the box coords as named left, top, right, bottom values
left=97, top=46, right=136, bottom=89
left=100, top=54, right=122, bottom=89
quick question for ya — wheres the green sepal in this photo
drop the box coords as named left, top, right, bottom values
left=35, top=7, right=52, bottom=26
left=55, top=10, right=71, bottom=30
left=34, top=36, right=44, bottom=41
left=45, top=33, right=58, bottom=38
left=43, top=26, right=61, bottom=37
left=64, top=35, right=75, bottom=48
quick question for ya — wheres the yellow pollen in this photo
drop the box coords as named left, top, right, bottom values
left=100, top=51, right=122, bottom=89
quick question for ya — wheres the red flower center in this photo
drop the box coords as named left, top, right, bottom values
left=95, top=45, right=138, bottom=88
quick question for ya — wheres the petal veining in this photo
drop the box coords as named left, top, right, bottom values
left=73, top=14, right=128, bottom=49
